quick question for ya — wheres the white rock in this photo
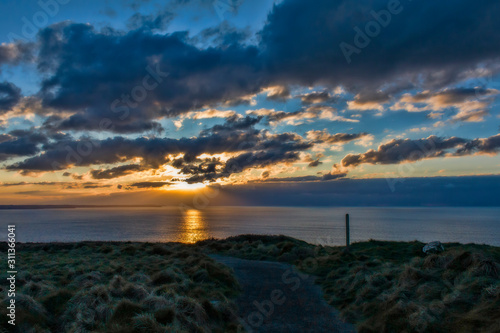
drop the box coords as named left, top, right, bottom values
left=422, top=241, right=445, bottom=254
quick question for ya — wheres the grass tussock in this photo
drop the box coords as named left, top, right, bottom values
left=0, top=242, right=241, bottom=333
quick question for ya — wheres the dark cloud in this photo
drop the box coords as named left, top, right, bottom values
left=0, top=128, right=48, bottom=161
left=6, top=117, right=312, bottom=182
left=17, top=0, right=500, bottom=135
left=90, top=164, right=147, bottom=179
left=298, top=91, right=335, bottom=105
left=129, top=181, right=170, bottom=188
left=455, top=134, right=500, bottom=156
left=0, top=82, right=22, bottom=112
left=223, top=150, right=300, bottom=174
left=321, top=172, right=348, bottom=181
left=35, top=22, right=263, bottom=133
left=81, top=182, right=113, bottom=189
left=201, top=115, right=262, bottom=135
left=260, top=0, right=500, bottom=90
left=0, top=181, right=63, bottom=187
left=308, top=159, right=322, bottom=167
left=1, top=0, right=499, bottom=191
left=340, top=135, right=485, bottom=168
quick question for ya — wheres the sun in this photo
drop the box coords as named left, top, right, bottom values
left=170, top=182, right=207, bottom=191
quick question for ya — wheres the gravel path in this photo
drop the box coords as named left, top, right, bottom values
left=211, top=255, right=356, bottom=333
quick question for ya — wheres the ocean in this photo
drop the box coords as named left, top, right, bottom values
left=0, top=206, right=499, bottom=246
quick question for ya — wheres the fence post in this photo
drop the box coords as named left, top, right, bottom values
left=345, top=213, right=350, bottom=252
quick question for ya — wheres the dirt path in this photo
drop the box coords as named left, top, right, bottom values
left=210, top=255, right=356, bottom=333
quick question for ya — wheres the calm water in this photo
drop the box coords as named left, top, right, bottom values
left=0, top=207, right=499, bottom=246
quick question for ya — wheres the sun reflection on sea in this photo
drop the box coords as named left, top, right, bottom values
left=179, top=209, right=208, bottom=243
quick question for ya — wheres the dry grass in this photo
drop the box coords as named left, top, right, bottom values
left=0, top=242, right=241, bottom=333
left=198, top=236, right=500, bottom=333
left=1, top=236, right=498, bottom=332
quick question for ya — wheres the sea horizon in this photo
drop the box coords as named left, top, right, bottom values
left=2, top=206, right=499, bottom=246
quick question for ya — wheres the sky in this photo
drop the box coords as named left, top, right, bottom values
left=0, top=0, right=499, bottom=205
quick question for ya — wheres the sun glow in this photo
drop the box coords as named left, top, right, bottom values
left=170, top=182, right=207, bottom=191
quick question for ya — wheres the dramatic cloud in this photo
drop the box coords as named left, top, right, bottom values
left=261, top=0, right=500, bottom=90
left=35, top=22, right=263, bottom=133
left=297, top=91, right=336, bottom=105
left=90, top=164, right=148, bottom=179
left=347, top=92, right=391, bottom=111
left=455, top=134, right=500, bottom=156
left=0, top=82, right=22, bottom=113
left=128, top=181, right=170, bottom=188
left=21, top=0, right=500, bottom=135
left=1, top=0, right=500, bottom=193
left=341, top=134, right=500, bottom=168
left=6, top=117, right=313, bottom=182
left=0, top=129, right=50, bottom=161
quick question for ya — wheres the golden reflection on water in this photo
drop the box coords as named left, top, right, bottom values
left=179, top=209, right=208, bottom=243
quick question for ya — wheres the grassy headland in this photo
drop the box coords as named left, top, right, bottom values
left=1, top=236, right=499, bottom=332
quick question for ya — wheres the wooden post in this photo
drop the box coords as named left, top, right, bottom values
left=345, top=213, right=350, bottom=252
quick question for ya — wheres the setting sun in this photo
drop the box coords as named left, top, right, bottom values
left=170, top=182, right=207, bottom=191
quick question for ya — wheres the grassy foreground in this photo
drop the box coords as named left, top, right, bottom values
left=0, top=242, right=240, bottom=333
left=198, top=235, right=500, bottom=333
left=1, top=236, right=499, bottom=333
